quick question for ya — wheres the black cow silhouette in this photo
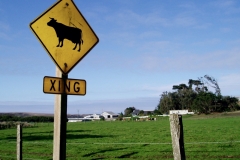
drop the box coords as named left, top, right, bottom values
left=47, top=18, right=83, bottom=52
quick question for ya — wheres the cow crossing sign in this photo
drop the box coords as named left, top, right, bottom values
left=29, top=1, right=98, bottom=159
left=30, top=0, right=99, bottom=74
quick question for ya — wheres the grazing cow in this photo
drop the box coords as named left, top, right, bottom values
left=47, top=18, right=83, bottom=52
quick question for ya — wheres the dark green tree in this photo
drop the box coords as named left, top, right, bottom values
left=139, top=110, right=144, bottom=116
left=157, top=75, right=239, bottom=114
left=192, top=92, right=215, bottom=114
left=158, top=91, right=176, bottom=114
left=203, top=75, right=221, bottom=95
left=153, top=108, right=161, bottom=115
left=124, top=107, right=135, bottom=116
left=221, top=96, right=239, bottom=111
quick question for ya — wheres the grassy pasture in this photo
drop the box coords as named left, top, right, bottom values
left=0, top=114, right=240, bottom=159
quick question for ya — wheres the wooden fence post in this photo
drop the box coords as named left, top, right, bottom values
left=17, top=124, right=22, bottom=160
left=169, top=114, right=186, bottom=160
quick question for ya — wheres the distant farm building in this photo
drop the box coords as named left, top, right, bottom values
left=169, top=110, right=194, bottom=115
left=68, top=112, right=119, bottom=122
left=84, top=114, right=102, bottom=119
left=101, top=111, right=119, bottom=120
left=68, top=114, right=102, bottom=122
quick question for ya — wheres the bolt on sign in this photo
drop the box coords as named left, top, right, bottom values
left=30, top=0, right=99, bottom=74
left=43, top=76, right=86, bottom=95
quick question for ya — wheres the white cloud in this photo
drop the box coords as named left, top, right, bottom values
left=139, top=73, right=240, bottom=98
left=106, top=9, right=170, bottom=29
left=0, top=101, right=52, bottom=105
left=140, top=40, right=170, bottom=54
left=210, top=0, right=240, bottom=15
left=140, top=84, right=176, bottom=96
left=179, top=3, right=196, bottom=9
left=139, top=31, right=162, bottom=39
left=219, top=73, right=240, bottom=96
left=0, top=97, right=160, bottom=114
left=194, top=23, right=212, bottom=29
left=174, top=14, right=197, bottom=27
left=0, top=32, right=11, bottom=40
left=212, top=0, right=235, bottom=8
left=193, top=38, right=221, bottom=46
left=228, top=39, right=240, bottom=46
left=220, top=27, right=232, bottom=33
left=139, top=47, right=240, bottom=72
left=0, top=21, right=9, bottom=31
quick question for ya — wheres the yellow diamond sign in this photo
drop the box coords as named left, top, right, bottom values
left=30, top=0, right=99, bottom=74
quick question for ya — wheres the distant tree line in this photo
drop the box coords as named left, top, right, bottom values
left=0, top=115, right=54, bottom=122
left=123, top=106, right=161, bottom=117
left=157, top=75, right=240, bottom=114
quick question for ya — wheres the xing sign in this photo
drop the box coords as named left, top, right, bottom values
left=30, top=0, right=99, bottom=74
left=43, top=76, right=86, bottom=95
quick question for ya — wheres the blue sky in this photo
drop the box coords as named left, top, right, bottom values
left=1, top=0, right=240, bottom=114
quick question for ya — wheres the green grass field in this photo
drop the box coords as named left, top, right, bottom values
left=0, top=114, right=240, bottom=160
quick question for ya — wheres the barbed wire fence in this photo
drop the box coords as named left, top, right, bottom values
left=0, top=140, right=240, bottom=160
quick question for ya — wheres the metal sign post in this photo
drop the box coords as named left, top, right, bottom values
left=53, top=67, right=68, bottom=160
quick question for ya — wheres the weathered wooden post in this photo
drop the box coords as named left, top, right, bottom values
left=169, top=114, right=186, bottom=160
left=17, top=124, right=22, bottom=160
left=53, top=68, right=68, bottom=160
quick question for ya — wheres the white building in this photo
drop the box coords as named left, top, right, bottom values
left=169, top=110, right=194, bottom=115
left=101, top=111, right=119, bottom=120
left=68, top=114, right=102, bottom=122
left=68, top=118, right=83, bottom=122
left=84, top=114, right=101, bottom=119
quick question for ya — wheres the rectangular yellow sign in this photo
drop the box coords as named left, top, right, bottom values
left=43, top=76, right=86, bottom=95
